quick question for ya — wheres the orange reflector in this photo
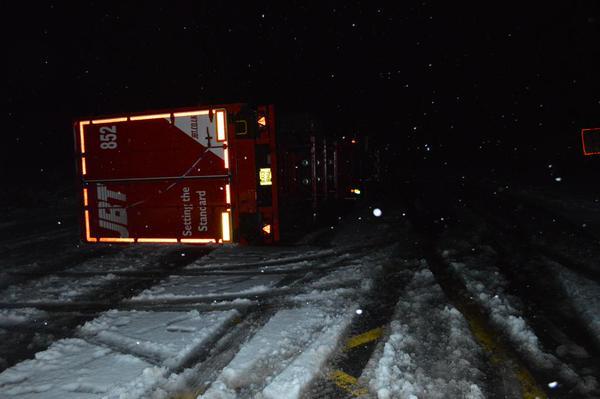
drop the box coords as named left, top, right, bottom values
left=91, top=117, right=128, bottom=124
left=216, top=110, right=226, bottom=141
left=99, top=237, right=135, bottom=243
left=130, top=113, right=171, bottom=121
left=79, top=121, right=89, bottom=153
left=224, top=148, right=229, bottom=169
left=181, top=238, right=217, bottom=244
left=351, top=139, right=357, bottom=144
left=84, top=210, right=96, bottom=242
left=83, top=188, right=89, bottom=207
left=258, top=116, right=267, bottom=127
left=81, top=157, right=87, bottom=175
left=137, top=238, right=178, bottom=243
left=225, top=184, right=231, bottom=204
left=221, top=211, right=231, bottom=242
left=262, top=224, right=271, bottom=235
left=173, top=110, right=209, bottom=117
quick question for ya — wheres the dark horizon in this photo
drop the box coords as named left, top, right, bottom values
left=4, top=1, right=599, bottom=188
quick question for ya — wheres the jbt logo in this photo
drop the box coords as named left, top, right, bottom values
left=97, top=183, right=129, bottom=237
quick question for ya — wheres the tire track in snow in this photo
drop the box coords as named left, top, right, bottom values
left=355, top=261, right=489, bottom=399
left=304, top=254, right=410, bottom=398
left=446, top=254, right=599, bottom=397
left=0, top=207, right=398, bottom=397
left=199, top=305, right=356, bottom=399
left=461, top=195, right=600, bottom=395
left=0, top=246, right=212, bottom=372
left=159, top=245, right=386, bottom=398
left=423, top=243, right=549, bottom=399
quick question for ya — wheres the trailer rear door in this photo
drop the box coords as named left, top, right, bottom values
left=76, top=109, right=232, bottom=243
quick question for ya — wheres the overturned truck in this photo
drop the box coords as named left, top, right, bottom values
left=74, top=104, right=365, bottom=245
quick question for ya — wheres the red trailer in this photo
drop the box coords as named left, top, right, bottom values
left=74, top=104, right=363, bottom=245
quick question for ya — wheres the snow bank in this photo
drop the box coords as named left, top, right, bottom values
left=367, top=267, right=485, bottom=399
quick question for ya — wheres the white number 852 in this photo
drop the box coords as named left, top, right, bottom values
left=99, top=126, right=118, bottom=150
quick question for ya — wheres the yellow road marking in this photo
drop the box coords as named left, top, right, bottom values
left=459, top=303, right=547, bottom=399
left=516, top=368, right=548, bottom=399
left=345, top=327, right=383, bottom=350
left=329, top=370, right=369, bottom=397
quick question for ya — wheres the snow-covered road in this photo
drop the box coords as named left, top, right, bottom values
left=0, top=205, right=399, bottom=398
left=1, top=189, right=599, bottom=398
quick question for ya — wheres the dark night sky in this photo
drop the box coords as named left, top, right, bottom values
left=4, top=1, right=599, bottom=187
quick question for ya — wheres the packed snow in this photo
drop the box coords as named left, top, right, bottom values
left=0, top=210, right=384, bottom=398
left=0, top=246, right=171, bottom=307
left=0, top=338, right=164, bottom=398
left=79, top=309, right=239, bottom=369
left=0, top=274, right=117, bottom=304
left=4, top=197, right=597, bottom=399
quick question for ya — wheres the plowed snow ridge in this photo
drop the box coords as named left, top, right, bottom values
left=366, top=263, right=486, bottom=399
